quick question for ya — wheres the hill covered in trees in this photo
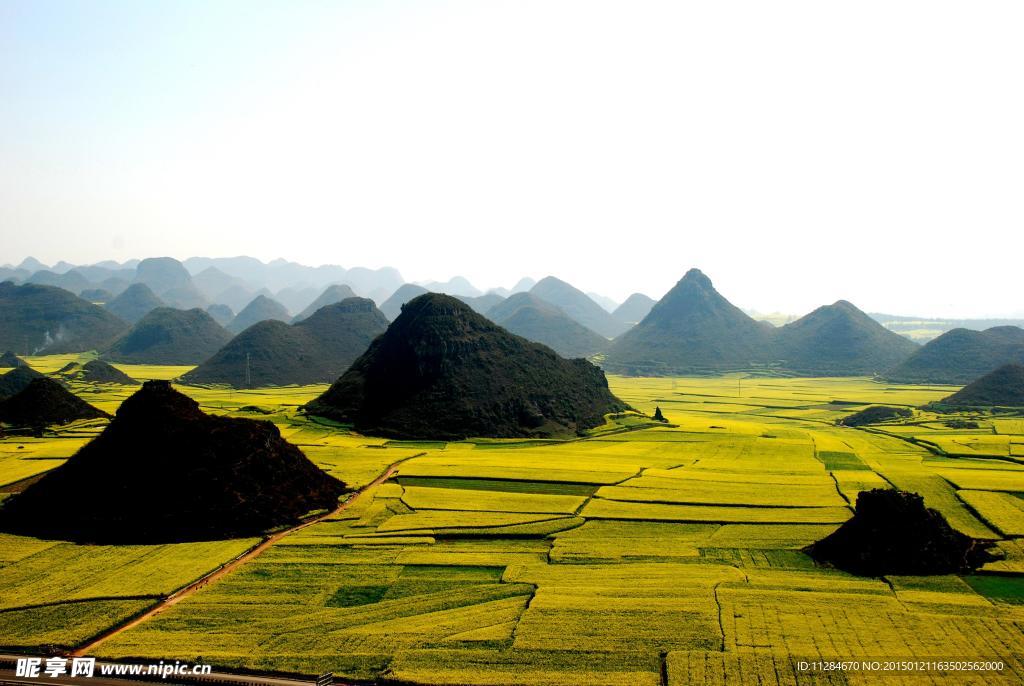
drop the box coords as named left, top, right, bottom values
left=104, top=307, right=233, bottom=365
left=305, top=294, right=627, bottom=439
left=0, top=283, right=129, bottom=355
left=0, top=380, right=345, bottom=543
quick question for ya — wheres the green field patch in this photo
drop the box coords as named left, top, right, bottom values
left=383, top=440, right=449, bottom=450
left=327, top=585, right=390, bottom=607
left=397, top=476, right=597, bottom=496
left=815, top=450, right=870, bottom=470
left=963, top=575, right=1024, bottom=605
left=382, top=565, right=506, bottom=600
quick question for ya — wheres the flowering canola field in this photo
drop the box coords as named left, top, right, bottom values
left=1, top=363, right=1023, bottom=684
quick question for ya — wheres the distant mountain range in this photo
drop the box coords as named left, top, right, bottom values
left=6, top=255, right=1024, bottom=385
left=605, top=269, right=917, bottom=376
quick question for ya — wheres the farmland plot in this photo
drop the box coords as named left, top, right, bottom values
left=2, top=367, right=1023, bottom=684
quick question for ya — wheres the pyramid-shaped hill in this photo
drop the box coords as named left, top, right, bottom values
left=104, top=283, right=165, bottom=324
left=0, top=282, right=129, bottom=355
left=0, top=377, right=108, bottom=428
left=934, top=364, right=1024, bottom=407
left=487, top=293, right=608, bottom=359
left=292, top=284, right=357, bottom=322
left=774, top=300, right=918, bottom=375
left=228, top=295, right=290, bottom=334
left=604, top=269, right=773, bottom=374
left=612, top=293, right=656, bottom=327
left=59, top=360, right=138, bottom=385
left=886, top=326, right=1024, bottom=384
left=104, top=307, right=233, bottom=365
left=0, top=381, right=346, bottom=543
left=304, top=294, right=628, bottom=439
left=183, top=298, right=389, bottom=387
left=0, top=351, right=28, bottom=368
left=0, top=366, right=46, bottom=401
left=530, top=276, right=628, bottom=338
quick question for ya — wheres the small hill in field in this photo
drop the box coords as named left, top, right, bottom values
left=305, top=294, right=628, bottom=439
left=530, top=276, right=626, bottom=338
left=104, top=307, right=233, bottom=365
left=228, top=295, right=290, bottom=334
left=0, top=366, right=45, bottom=400
left=487, top=293, right=607, bottom=358
left=612, top=293, right=656, bottom=327
left=775, top=300, right=918, bottom=375
left=184, top=298, right=388, bottom=387
left=0, top=378, right=108, bottom=428
left=805, top=489, right=995, bottom=575
left=0, top=282, right=129, bottom=355
left=886, top=326, right=1024, bottom=384
left=59, top=360, right=138, bottom=385
left=104, top=283, right=165, bottom=324
left=934, top=364, right=1024, bottom=407
left=0, top=380, right=346, bottom=543
left=838, top=405, right=912, bottom=427
left=381, top=284, right=429, bottom=320
left=604, top=269, right=772, bottom=374
left=0, top=351, right=27, bottom=368
left=292, top=284, right=357, bottom=322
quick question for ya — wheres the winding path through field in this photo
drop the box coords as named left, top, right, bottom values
left=72, top=454, right=419, bottom=657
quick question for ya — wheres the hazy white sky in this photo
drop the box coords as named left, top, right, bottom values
left=1, top=1, right=1022, bottom=317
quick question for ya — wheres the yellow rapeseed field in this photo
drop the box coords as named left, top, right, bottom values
left=1, top=364, right=1023, bottom=684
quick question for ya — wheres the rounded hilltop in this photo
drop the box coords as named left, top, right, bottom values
left=305, top=293, right=629, bottom=439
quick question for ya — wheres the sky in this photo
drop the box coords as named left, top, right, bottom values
left=1, top=1, right=1022, bottom=318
